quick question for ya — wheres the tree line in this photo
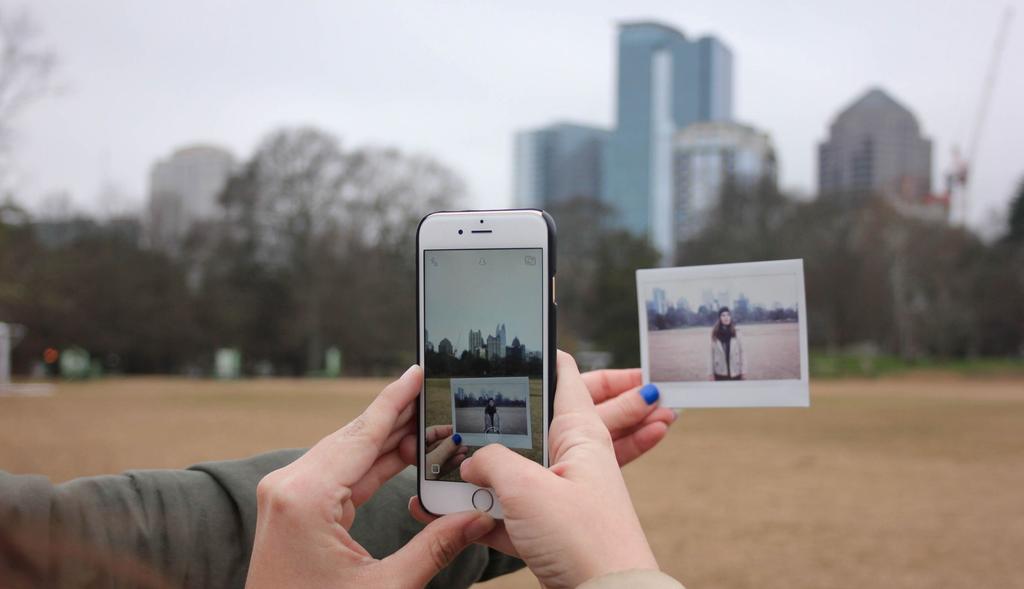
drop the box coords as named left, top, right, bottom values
left=2, top=126, right=1022, bottom=375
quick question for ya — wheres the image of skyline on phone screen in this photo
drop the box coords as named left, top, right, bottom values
left=423, top=248, right=544, bottom=482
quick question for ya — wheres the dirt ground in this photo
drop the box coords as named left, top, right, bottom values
left=455, top=407, right=528, bottom=435
left=2, top=373, right=1023, bottom=588
left=650, top=323, right=801, bottom=381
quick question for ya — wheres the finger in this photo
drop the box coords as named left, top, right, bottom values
left=349, top=450, right=409, bottom=507
left=442, top=453, right=467, bottom=473
left=613, top=421, right=669, bottom=467
left=459, top=443, right=550, bottom=495
left=428, top=434, right=462, bottom=463
left=400, top=433, right=418, bottom=465
left=304, top=365, right=423, bottom=487
left=408, top=496, right=518, bottom=557
left=553, top=350, right=599, bottom=417
left=380, top=510, right=496, bottom=586
left=597, top=383, right=661, bottom=433
left=581, top=368, right=643, bottom=404
left=425, top=424, right=454, bottom=444
left=614, top=407, right=676, bottom=439
left=382, top=420, right=416, bottom=456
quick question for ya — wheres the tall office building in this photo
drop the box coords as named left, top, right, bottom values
left=147, top=144, right=236, bottom=253
left=604, top=22, right=733, bottom=255
left=673, top=121, right=776, bottom=246
left=514, top=122, right=610, bottom=208
left=468, top=329, right=484, bottom=353
left=818, top=88, right=932, bottom=202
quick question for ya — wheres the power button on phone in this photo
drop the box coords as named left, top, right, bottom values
left=471, top=489, right=494, bottom=512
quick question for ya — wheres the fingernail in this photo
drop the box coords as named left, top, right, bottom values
left=673, top=409, right=683, bottom=422
left=465, top=513, right=496, bottom=539
left=452, top=433, right=462, bottom=445
left=403, top=364, right=420, bottom=377
left=640, top=383, right=659, bottom=405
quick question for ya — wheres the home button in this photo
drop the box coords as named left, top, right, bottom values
left=471, top=489, right=494, bottom=512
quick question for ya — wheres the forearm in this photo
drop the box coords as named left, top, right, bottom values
left=1, top=455, right=524, bottom=589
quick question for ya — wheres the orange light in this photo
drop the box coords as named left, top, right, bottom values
left=43, top=348, right=59, bottom=364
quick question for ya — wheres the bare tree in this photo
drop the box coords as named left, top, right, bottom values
left=0, top=7, right=57, bottom=175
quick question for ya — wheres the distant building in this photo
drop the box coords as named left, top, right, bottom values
left=485, top=335, right=500, bottom=360
left=507, top=336, right=525, bottom=362
left=438, top=338, right=454, bottom=357
left=652, top=288, right=668, bottom=315
left=468, top=329, right=484, bottom=353
left=514, top=122, right=610, bottom=208
left=673, top=121, right=776, bottom=246
left=818, top=88, right=932, bottom=203
left=495, top=323, right=507, bottom=357
left=147, top=144, right=236, bottom=253
left=604, top=21, right=733, bottom=254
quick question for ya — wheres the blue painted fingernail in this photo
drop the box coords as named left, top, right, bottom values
left=640, top=384, right=659, bottom=405
left=452, top=433, right=462, bottom=444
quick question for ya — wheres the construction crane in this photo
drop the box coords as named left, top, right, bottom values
left=944, top=5, right=1014, bottom=226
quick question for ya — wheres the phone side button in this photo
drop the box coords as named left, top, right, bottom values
left=471, top=489, right=494, bottom=512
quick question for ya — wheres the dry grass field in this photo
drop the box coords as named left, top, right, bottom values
left=2, top=373, right=1023, bottom=588
left=650, top=323, right=801, bottom=381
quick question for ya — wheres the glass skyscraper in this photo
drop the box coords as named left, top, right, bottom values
left=603, top=22, right=733, bottom=252
left=514, top=122, right=610, bottom=209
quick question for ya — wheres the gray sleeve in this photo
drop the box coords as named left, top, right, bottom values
left=0, top=452, right=524, bottom=588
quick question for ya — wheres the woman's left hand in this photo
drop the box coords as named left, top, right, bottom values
left=246, top=365, right=496, bottom=589
left=581, top=368, right=678, bottom=466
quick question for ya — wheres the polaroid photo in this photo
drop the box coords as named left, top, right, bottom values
left=450, top=376, right=533, bottom=449
left=637, top=259, right=810, bottom=408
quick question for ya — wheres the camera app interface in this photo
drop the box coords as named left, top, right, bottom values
left=423, top=248, right=544, bottom=482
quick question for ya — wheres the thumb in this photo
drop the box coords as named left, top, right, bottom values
left=596, top=383, right=660, bottom=433
left=379, top=511, right=496, bottom=586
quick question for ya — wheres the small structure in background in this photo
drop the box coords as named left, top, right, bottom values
left=324, top=346, right=343, bottom=378
left=215, top=348, right=242, bottom=379
left=59, top=347, right=92, bottom=379
left=0, top=322, right=53, bottom=396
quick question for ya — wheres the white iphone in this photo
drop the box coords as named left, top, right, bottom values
left=417, top=209, right=557, bottom=518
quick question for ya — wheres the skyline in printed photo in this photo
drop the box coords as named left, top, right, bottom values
left=646, top=273, right=800, bottom=314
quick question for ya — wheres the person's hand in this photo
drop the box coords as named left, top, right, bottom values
left=581, top=368, right=677, bottom=466
left=425, top=424, right=468, bottom=479
left=411, top=352, right=659, bottom=589
left=246, top=365, right=497, bottom=589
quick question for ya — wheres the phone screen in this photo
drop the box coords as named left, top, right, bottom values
left=423, top=247, right=545, bottom=482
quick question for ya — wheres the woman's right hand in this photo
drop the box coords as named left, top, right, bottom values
left=412, top=351, right=659, bottom=589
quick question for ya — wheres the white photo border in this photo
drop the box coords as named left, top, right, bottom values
left=637, top=259, right=810, bottom=408
left=450, top=376, right=533, bottom=448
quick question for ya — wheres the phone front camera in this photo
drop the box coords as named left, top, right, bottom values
left=480, top=219, right=484, bottom=224
left=458, top=229, right=464, bottom=235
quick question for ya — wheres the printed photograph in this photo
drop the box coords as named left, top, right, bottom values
left=644, top=272, right=801, bottom=382
left=449, top=377, right=532, bottom=450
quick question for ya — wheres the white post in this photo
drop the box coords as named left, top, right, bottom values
left=0, top=322, right=10, bottom=387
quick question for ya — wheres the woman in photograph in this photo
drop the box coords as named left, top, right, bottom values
left=487, top=399, right=503, bottom=430
left=710, top=306, right=744, bottom=380
left=484, top=398, right=500, bottom=432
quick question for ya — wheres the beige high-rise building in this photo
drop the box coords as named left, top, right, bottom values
left=146, top=144, right=236, bottom=252
left=818, top=88, right=932, bottom=203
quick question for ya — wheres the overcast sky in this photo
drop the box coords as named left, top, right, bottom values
left=7, top=0, right=1023, bottom=232
left=425, top=248, right=543, bottom=352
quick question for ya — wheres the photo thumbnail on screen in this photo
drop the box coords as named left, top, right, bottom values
left=423, top=248, right=544, bottom=482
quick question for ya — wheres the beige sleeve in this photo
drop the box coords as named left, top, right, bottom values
left=577, top=569, right=685, bottom=589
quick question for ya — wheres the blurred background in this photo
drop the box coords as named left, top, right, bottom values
left=1, top=1, right=1022, bottom=588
